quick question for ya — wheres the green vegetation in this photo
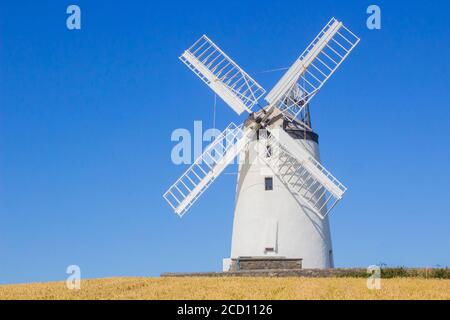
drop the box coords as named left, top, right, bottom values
left=337, top=267, right=450, bottom=279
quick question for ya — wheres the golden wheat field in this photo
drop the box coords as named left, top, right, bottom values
left=0, top=277, right=449, bottom=300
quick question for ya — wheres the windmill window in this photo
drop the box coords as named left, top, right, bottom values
left=265, top=177, right=273, bottom=191
left=266, top=145, right=272, bottom=157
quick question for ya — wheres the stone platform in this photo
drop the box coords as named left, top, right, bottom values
left=161, top=268, right=367, bottom=278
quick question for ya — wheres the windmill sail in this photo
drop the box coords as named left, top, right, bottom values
left=164, top=123, right=254, bottom=217
left=265, top=18, right=360, bottom=121
left=180, top=35, right=266, bottom=115
left=258, top=128, right=346, bottom=219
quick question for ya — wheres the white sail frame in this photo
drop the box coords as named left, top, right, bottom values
left=258, top=128, right=347, bottom=219
left=180, top=35, right=266, bottom=115
left=163, top=123, right=254, bottom=216
left=265, top=18, right=360, bottom=122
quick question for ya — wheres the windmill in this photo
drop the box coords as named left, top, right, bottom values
left=163, top=18, right=360, bottom=270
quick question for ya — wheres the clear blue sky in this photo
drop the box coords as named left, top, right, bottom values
left=0, top=0, right=449, bottom=284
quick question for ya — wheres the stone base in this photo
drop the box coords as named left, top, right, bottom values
left=161, top=268, right=367, bottom=278
left=228, top=257, right=302, bottom=272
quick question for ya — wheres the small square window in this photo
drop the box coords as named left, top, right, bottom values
left=265, top=177, right=273, bottom=191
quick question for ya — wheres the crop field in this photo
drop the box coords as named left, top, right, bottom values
left=0, top=277, right=449, bottom=300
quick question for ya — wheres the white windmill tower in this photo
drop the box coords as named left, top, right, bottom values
left=164, top=18, right=360, bottom=270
